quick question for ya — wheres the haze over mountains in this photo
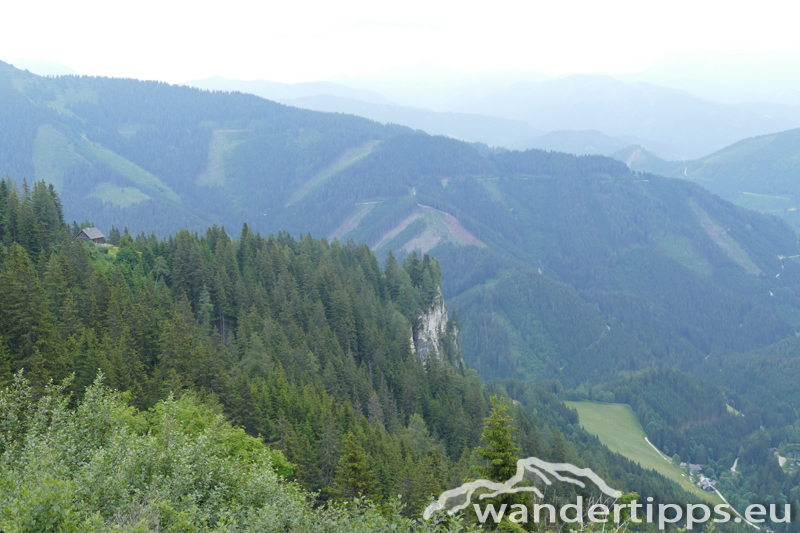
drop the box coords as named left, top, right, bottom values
left=4, top=60, right=800, bottom=389
left=4, top=55, right=800, bottom=530
left=621, top=50, right=800, bottom=106
left=187, top=72, right=800, bottom=159
left=185, top=55, right=800, bottom=160
left=445, top=75, right=800, bottom=158
left=13, top=54, right=800, bottom=160
left=616, top=127, right=800, bottom=232
left=186, top=76, right=544, bottom=149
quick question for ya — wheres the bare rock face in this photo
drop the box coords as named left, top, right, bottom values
left=410, top=288, right=461, bottom=364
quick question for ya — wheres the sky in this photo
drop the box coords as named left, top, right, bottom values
left=3, top=0, right=800, bottom=84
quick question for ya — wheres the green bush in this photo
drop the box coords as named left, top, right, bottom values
left=0, top=373, right=477, bottom=532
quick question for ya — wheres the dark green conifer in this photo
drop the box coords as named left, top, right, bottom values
left=330, top=433, right=379, bottom=502
left=476, top=396, right=519, bottom=482
left=0, top=337, right=11, bottom=388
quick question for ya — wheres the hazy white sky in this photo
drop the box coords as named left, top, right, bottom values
left=3, top=0, right=799, bottom=83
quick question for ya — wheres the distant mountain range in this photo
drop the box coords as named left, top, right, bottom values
left=186, top=74, right=800, bottom=160
left=185, top=76, right=647, bottom=155
left=184, top=76, right=544, bottom=148
left=615, top=127, right=800, bottom=232
left=516, top=129, right=630, bottom=155
left=1, top=58, right=79, bottom=76
left=448, top=74, right=800, bottom=159
left=4, top=60, right=800, bottom=390
left=620, top=50, right=800, bottom=106
left=184, top=75, right=392, bottom=104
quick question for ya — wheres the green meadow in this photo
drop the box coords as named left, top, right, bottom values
left=566, top=401, right=720, bottom=504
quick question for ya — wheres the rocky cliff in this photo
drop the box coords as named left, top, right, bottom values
left=410, top=288, right=462, bottom=365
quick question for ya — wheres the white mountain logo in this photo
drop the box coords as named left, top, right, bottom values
left=423, top=457, right=623, bottom=520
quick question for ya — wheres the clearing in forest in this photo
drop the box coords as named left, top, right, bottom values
left=286, top=140, right=380, bottom=206
left=566, top=401, right=720, bottom=504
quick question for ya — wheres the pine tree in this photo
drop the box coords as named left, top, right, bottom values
left=72, top=328, right=107, bottom=398
left=16, top=178, right=40, bottom=253
left=108, top=225, right=121, bottom=246
left=152, top=255, right=169, bottom=291
left=476, top=396, right=519, bottom=482
left=31, top=180, right=62, bottom=248
left=0, top=336, right=11, bottom=387
left=3, top=183, right=20, bottom=246
left=550, top=430, right=567, bottom=463
left=330, top=433, right=379, bottom=502
left=450, top=445, right=472, bottom=487
left=367, top=391, right=385, bottom=428
left=198, top=285, right=213, bottom=333
left=0, top=243, right=61, bottom=376
left=317, top=415, right=341, bottom=488
left=0, top=178, right=9, bottom=244
left=277, top=412, right=304, bottom=480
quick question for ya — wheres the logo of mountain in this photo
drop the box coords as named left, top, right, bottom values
left=423, top=456, right=622, bottom=520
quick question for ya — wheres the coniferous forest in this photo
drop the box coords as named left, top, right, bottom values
left=0, top=177, right=727, bottom=531
left=2, top=61, right=800, bottom=532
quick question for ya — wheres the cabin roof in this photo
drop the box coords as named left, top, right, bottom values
left=80, top=227, right=105, bottom=240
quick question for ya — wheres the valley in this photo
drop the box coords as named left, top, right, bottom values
left=616, top=127, right=800, bottom=232
left=6, top=2, right=800, bottom=531
left=5, top=60, right=800, bottom=390
left=567, top=401, right=721, bottom=504
left=1, top=60, right=800, bottom=531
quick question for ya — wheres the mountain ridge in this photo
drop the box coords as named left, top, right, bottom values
left=615, top=127, right=800, bottom=232
left=3, top=62, right=800, bottom=391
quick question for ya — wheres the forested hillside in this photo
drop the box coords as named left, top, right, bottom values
left=0, top=179, right=718, bottom=530
left=398, top=149, right=800, bottom=385
left=616, top=128, right=800, bottom=232
left=0, top=60, right=406, bottom=235
left=3, top=63, right=800, bottom=525
left=599, top=369, right=800, bottom=531
left=3, top=61, right=800, bottom=394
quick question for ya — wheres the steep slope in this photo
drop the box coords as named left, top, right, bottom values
left=0, top=60, right=408, bottom=235
left=0, top=190, right=712, bottom=523
left=226, top=128, right=800, bottom=383
left=412, top=157, right=800, bottom=384
left=616, top=128, right=800, bottom=232
left=4, top=63, right=800, bottom=391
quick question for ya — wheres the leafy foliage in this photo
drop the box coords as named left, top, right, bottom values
left=0, top=373, right=481, bottom=532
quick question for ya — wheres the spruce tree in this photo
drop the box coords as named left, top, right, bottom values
left=0, top=243, right=60, bottom=376
left=198, top=285, right=213, bottom=332
left=476, top=396, right=521, bottom=526
left=3, top=184, right=20, bottom=246
left=330, top=433, right=379, bottom=502
left=476, top=396, right=519, bottom=482
left=0, top=336, right=10, bottom=388
left=108, top=225, right=121, bottom=246
left=152, top=255, right=169, bottom=291
left=550, top=430, right=567, bottom=463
